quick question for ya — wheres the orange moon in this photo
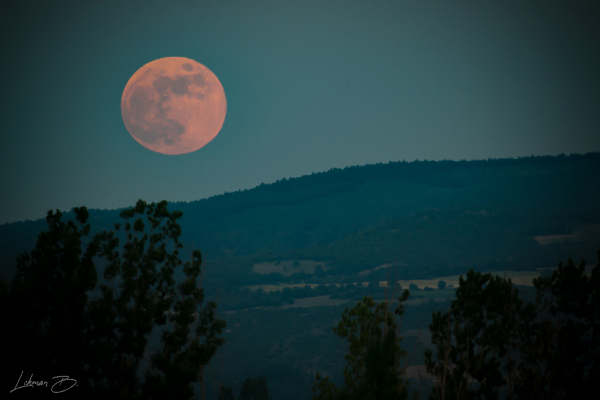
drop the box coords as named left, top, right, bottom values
left=121, top=57, right=226, bottom=155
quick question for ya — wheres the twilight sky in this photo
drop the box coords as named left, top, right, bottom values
left=1, top=0, right=599, bottom=224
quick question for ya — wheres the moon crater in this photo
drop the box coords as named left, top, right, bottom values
left=121, top=57, right=226, bottom=155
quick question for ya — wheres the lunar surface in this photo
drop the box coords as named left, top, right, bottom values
left=121, top=57, right=226, bottom=155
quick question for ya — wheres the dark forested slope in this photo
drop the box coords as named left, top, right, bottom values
left=1, top=153, right=599, bottom=282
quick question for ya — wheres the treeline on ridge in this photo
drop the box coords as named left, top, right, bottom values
left=2, top=152, right=599, bottom=282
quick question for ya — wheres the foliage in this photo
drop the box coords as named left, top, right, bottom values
left=2, top=153, right=600, bottom=399
left=240, top=375, right=273, bottom=400
left=4, top=153, right=600, bottom=284
left=312, top=291, right=414, bottom=400
left=2, top=207, right=98, bottom=393
left=424, top=270, right=530, bottom=400
left=2, top=200, right=225, bottom=400
left=217, top=384, right=235, bottom=400
left=386, top=266, right=401, bottom=296
left=281, top=286, right=294, bottom=303
left=425, top=253, right=600, bottom=400
left=515, top=254, right=600, bottom=399
left=437, top=281, right=446, bottom=290
left=315, top=265, right=327, bottom=278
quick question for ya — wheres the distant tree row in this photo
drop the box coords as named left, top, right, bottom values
left=216, top=278, right=457, bottom=311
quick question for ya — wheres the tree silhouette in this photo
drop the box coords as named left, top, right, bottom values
left=217, top=384, right=235, bottom=400
left=240, top=375, right=272, bottom=400
left=425, top=253, right=600, bottom=400
left=312, top=291, right=414, bottom=400
left=3, top=207, right=98, bottom=398
left=2, top=200, right=225, bottom=400
left=515, top=255, right=599, bottom=399
left=425, top=270, right=529, bottom=400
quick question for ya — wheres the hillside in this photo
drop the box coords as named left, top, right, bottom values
left=2, top=153, right=600, bottom=400
left=1, top=153, right=599, bottom=284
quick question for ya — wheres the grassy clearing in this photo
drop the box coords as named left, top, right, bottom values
left=246, top=283, right=329, bottom=292
left=248, top=282, right=391, bottom=292
left=397, top=269, right=550, bottom=289
left=534, top=222, right=600, bottom=245
left=252, top=260, right=328, bottom=276
left=534, top=234, right=581, bottom=245
left=245, top=270, right=552, bottom=297
left=280, top=295, right=350, bottom=309
left=357, top=263, right=407, bottom=275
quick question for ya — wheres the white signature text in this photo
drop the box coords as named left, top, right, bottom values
left=10, top=371, right=77, bottom=394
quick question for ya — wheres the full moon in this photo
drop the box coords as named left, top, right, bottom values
left=121, top=57, right=226, bottom=155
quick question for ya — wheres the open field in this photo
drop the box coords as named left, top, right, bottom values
left=236, top=260, right=597, bottom=312
left=223, top=294, right=451, bottom=313
left=247, top=269, right=551, bottom=294
left=246, top=283, right=326, bottom=292
left=357, top=263, right=407, bottom=275
left=252, top=260, right=328, bottom=276
left=395, top=270, right=544, bottom=289
left=280, top=295, right=350, bottom=309
left=534, top=222, right=600, bottom=245
left=534, top=234, right=581, bottom=245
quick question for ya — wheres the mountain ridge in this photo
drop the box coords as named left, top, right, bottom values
left=2, top=152, right=599, bottom=283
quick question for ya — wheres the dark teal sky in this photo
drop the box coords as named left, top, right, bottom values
left=1, top=0, right=599, bottom=224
